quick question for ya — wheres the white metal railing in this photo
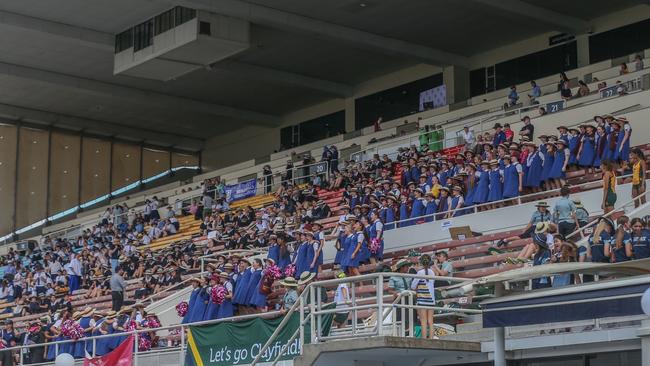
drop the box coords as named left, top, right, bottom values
left=251, top=272, right=478, bottom=366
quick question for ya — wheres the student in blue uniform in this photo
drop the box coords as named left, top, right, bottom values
left=187, top=279, right=209, bottom=322
left=567, top=128, right=580, bottom=167
left=492, top=123, right=506, bottom=147
left=588, top=217, right=614, bottom=263
left=339, top=222, right=354, bottom=273
left=368, top=210, right=384, bottom=262
left=615, top=117, right=632, bottom=167
left=593, top=125, right=607, bottom=169
left=398, top=195, right=409, bottom=228
left=524, top=142, right=544, bottom=192
left=408, top=188, right=426, bottom=225
left=487, top=160, right=503, bottom=208
left=293, top=233, right=312, bottom=278
left=464, top=163, right=478, bottom=209
left=548, top=140, right=569, bottom=190
left=232, top=260, right=252, bottom=305
left=473, top=161, right=490, bottom=209
left=182, top=278, right=202, bottom=324
left=75, top=308, right=94, bottom=358
left=424, top=192, right=438, bottom=222
left=92, top=311, right=116, bottom=357
left=333, top=221, right=348, bottom=267
left=449, top=186, right=465, bottom=218
left=501, top=155, right=522, bottom=200
left=540, top=141, right=555, bottom=188
left=246, top=258, right=266, bottom=312
left=436, top=187, right=451, bottom=220
left=627, top=217, right=650, bottom=260
left=577, top=125, right=596, bottom=173
left=203, top=275, right=221, bottom=320
left=346, top=221, right=368, bottom=276
left=385, top=195, right=397, bottom=229
left=216, top=272, right=235, bottom=319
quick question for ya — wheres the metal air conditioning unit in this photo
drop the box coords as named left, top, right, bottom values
left=113, top=6, right=249, bottom=81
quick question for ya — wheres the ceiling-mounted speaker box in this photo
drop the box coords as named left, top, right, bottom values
left=113, top=6, right=249, bottom=81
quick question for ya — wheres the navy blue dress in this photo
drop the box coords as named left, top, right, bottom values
left=524, top=151, right=543, bottom=188
left=632, top=229, right=650, bottom=260
left=385, top=207, right=396, bottom=230
left=244, top=269, right=263, bottom=305
left=424, top=200, right=437, bottom=222
left=502, top=164, right=519, bottom=198
left=399, top=202, right=409, bottom=228
left=549, top=149, right=567, bottom=179
left=408, top=198, right=425, bottom=225
left=578, top=135, right=595, bottom=167
left=474, top=171, right=489, bottom=204
left=232, top=269, right=252, bottom=305
left=368, top=220, right=384, bottom=260
left=183, top=287, right=200, bottom=324
left=204, top=287, right=220, bottom=320
left=540, top=147, right=554, bottom=182
left=248, top=272, right=268, bottom=308
left=487, top=169, right=503, bottom=202
left=216, top=281, right=235, bottom=318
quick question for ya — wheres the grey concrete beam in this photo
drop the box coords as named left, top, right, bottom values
left=473, top=0, right=591, bottom=34
left=0, top=102, right=204, bottom=151
left=0, top=10, right=113, bottom=51
left=211, top=60, right=353, bottom=97
left=158, top=0, right=468, bottom=67
left=0, top=61, right=281, bottom=126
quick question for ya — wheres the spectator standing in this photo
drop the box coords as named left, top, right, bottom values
left=553, top=186, right=579, bottom=237
left=461, top=126, right=475, bottom=152
left=110, top=266, right=127, bottom=311
left=262, top=165, right=273, bottom=194
left=519, top=116, right=534, bottom=141
left=577, top=80, right=590, bottom=97
left=620, top=62, right=629, bottom=75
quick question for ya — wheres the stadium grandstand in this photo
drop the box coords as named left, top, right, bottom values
left=0, top=1, right=650, bottom=366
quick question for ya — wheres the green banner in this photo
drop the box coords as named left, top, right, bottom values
left=186, top=307, right=333, bottom=366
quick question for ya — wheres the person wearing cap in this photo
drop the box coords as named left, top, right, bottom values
left=588, top=217, right=615, bottom=263
left=577, top=124, right=596, bottom=173
left=497, top=201, right=552, bottom=248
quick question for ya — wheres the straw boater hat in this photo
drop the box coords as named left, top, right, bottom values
left=572, top=199, right=584, bottom=208
left=298, top=271, right=316, bottom=285
left=219, top=272, right=229, bottom=279
left=534, top=222, right=550, bottom=234
left=279, top=277, right=299, bottom=287
left=81, top=307, right=94, bottom=317
left=105, top=310, right=118, bottom=319
left=392, top=259, right=412, bottom=272
left=535, top=201, right=550, bottom=208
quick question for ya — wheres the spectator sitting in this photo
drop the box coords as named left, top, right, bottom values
left=577, top=80, right=590, bottom=97
left=634, top=55, right=644, bottom=71
left=527, top=80, right=541, bottom=104
left=619, top=62, right=629, bottom=75
left=507, top=85, right=519, bottom=106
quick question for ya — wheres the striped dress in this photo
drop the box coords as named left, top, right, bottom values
left=412, top=268, right=435, bottom=306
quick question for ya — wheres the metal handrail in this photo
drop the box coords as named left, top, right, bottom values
left=566, top=184, right=650, bottom=241
left=251, top=272, right=469, bottom=365
left=349, top=128, right=445, bottom=162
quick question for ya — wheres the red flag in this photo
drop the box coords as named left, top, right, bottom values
left=84, top=335, right=134, bottom=366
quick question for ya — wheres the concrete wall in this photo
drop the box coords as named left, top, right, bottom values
left=0, top=124, right=198, bottom=238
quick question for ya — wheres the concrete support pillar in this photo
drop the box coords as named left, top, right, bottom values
left=443, top=66, right=470, bottom=106
left=344, top=97, right=356, bottom=133
left=493, top=282, right=506, bottom=366
left=576, top=34, right=590, bottom=68
left=637, top=318, right=650, bottom=365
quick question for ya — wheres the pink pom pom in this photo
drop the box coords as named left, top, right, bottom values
left=61, top=320, right=85, bottom=340
left=369, top=238, right=381, bottom=254
left=284, top=264, right=296, bottom=278
left=146, top=316, right=161, bottom=329
left=264, top=265, right=282, bottom=280
left=138, top=337, right=152, bottom=351
left=176, top=301, right=188, bottom=317
left=211, top=285, right=227, bottom=304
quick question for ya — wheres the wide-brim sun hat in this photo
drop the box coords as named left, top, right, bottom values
left=280, top=277, right=299, bottom=287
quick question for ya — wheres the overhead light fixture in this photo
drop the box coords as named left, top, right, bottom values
left=359, top=3, right=367, bottom=7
